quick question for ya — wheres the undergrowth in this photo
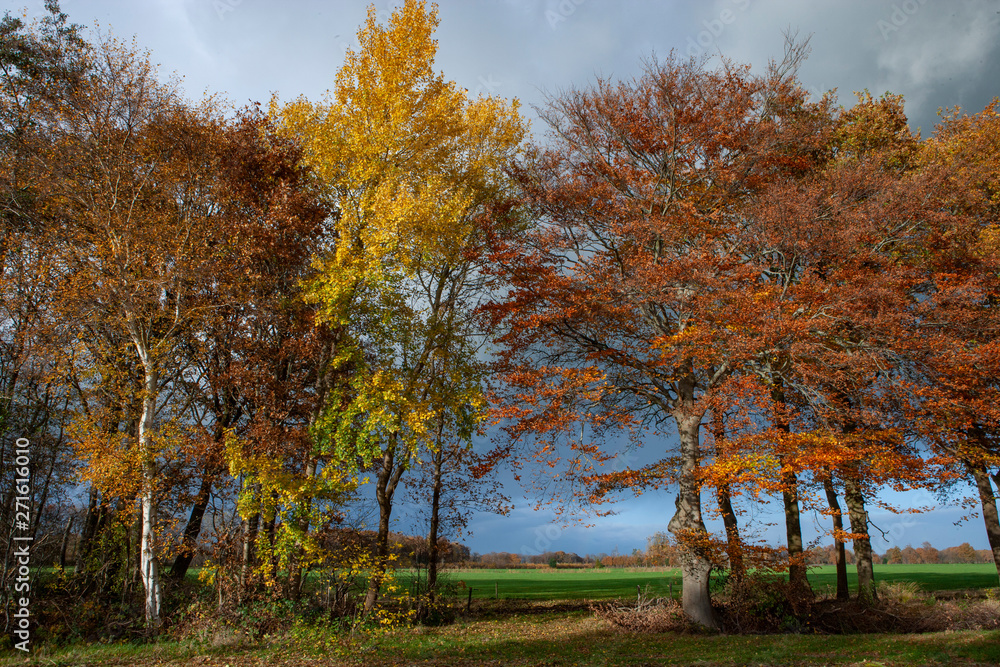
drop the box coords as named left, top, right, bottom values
left=593, top=572, right=1000, bottom=636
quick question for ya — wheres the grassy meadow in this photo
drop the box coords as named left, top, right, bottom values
left=412, top=563, right=998, bottom=601
left=4, top=564, right=998, bottom=666
left=5, top=613, right=999, bottom=666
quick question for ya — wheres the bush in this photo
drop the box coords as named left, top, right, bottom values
left=809, top=584, right=1000, bottom=634
left=876, top=580, right=925, bottom=604
left=714, top=573, right=811, bottom=634
left=592, top=589, right=693, bottom=634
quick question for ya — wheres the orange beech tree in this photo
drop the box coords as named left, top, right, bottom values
left=484, top=46, right=831, bottom=628
left=912, top=100, right=1000, bottom=581
left=717, top=92, right=958, bottom=603
left=809, top=94, right=976, bottom=602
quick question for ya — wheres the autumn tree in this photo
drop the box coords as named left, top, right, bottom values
left=485, top=46, right=830, bottom=627
left=28, top=34, right=249, bottom=624
left=913, top=99, right=1000, bottom=582
left=166, top=106, right=331, bottom=584
left=279, top=0, right=526, bottom=614
left=0, top=2, right=89, bottom=610
left=727, top=91, right=949, bottom=603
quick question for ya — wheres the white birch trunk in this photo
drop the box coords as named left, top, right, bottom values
left=133, top=328, right=162, bottom=626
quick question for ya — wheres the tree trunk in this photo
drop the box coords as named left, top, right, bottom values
left=59, top=516, right=74, bottom=569
left=780, top=472, right=807, bottom=590
left=712, top=414, right=744, bottom=581
left=239, top=511, right=260, bottom=603
left=169, top=470, right=215, bottom=579
left=364, top=438, right=407, bottom=614
left=76, top=487, right=112, bottom=578
left=30, top=443, right=58, bottom=539
left=258, top=498, right=278, bottom=592
left=843, top=475, right=876, bottom=603
left=967, top=459, right=1000, bottom=584
left=287, top=459, right=316, bottom=600
left=427, top=445, right=445, bottom=599
left=137, top=363, right=162, bottom=626
left=716, top=484, right=743, bottom=582
left=364, top=469, right=393, bottom=614
left=822, top=477, right=849, bottom=600
left=76, top=486, right=101, bottom=572
left=667, top=407, right=716, bottom=629
left=771, top=383, right=808, bottom=593
left=240, top=481, right=261, bottom=603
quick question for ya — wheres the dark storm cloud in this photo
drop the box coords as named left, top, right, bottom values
left=713, top=0, right=1000, bottom=133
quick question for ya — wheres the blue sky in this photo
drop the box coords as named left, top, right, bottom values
left=442, top=431, right=988, bottom=557
left=17, top=0, right=999, bottom=556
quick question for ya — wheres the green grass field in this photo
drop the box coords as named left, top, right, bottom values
left=809, top=563, right=998, bottom=595
left=406, top=563, right=998, bottom=600
left=6, top=565, right=998, bottom=666
left=7, top=612, right=999, bottom=666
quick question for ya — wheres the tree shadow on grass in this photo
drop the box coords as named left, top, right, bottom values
left=375, top=624, right=1000, bottom=667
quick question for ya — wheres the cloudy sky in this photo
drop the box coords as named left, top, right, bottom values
left=17, top=0, right=1000, bottom=557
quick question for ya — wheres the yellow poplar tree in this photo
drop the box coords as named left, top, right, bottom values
left=278, top=0, right=525, bottom=613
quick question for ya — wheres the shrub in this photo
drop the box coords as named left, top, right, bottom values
left=876, top=580, right=925, bottom=604
left=592, top=589, right=693, bottom=634
left=714, top=573, right=811, bottom=634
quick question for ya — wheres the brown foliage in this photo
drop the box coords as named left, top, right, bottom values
left=714, top=573, right=813, bottom=634
left=592, top=591, right=694, bottom=634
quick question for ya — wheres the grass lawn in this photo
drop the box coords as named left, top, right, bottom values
left=5, top=565, right=997, bottom=665
left=809, top=563, right=998, bottom=596
left=6, top=611, right=999, bottom=666
left=425, top=567, right=685, bottom=600
left=412, top=563, right=998, bottom=601
left=326, top=614, right=1000, bottom=666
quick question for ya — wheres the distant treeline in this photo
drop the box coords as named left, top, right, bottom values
left=462, top=541, right=993, bottom=569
